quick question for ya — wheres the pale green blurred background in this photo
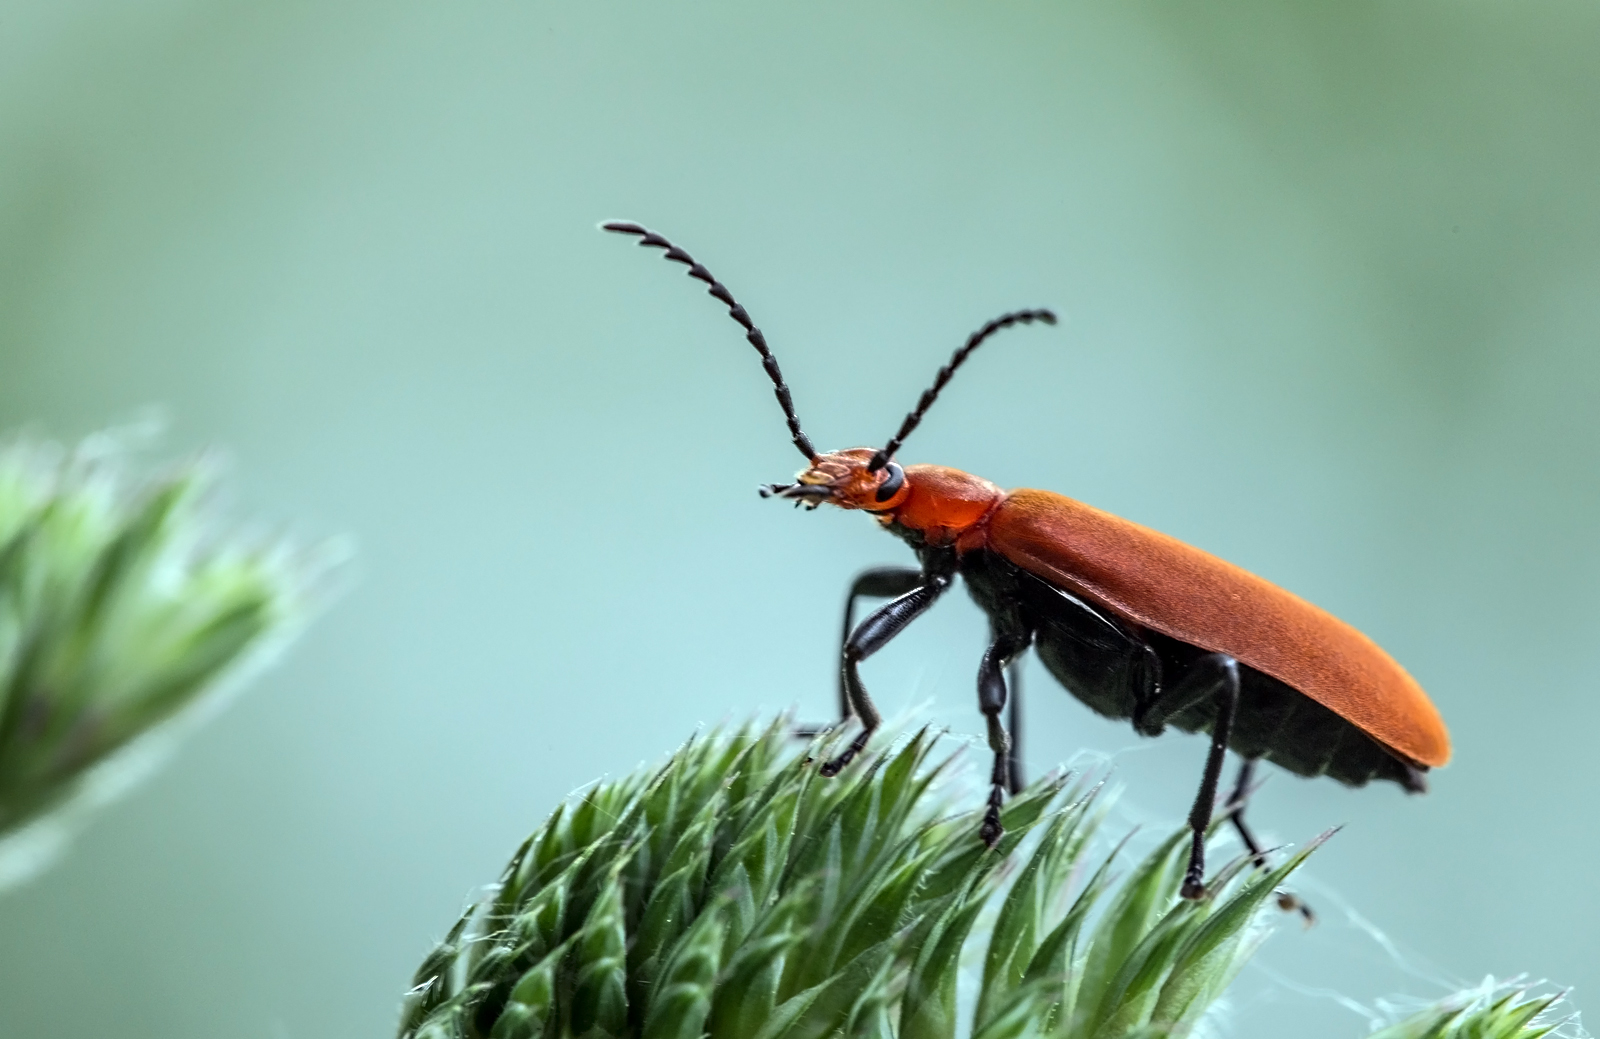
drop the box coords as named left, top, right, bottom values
left=2, top=2, right=1598, bottom=1036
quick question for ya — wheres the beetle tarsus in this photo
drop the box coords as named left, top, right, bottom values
left=1224, top=758, right=1270, bottom=869
left=1225, top=758, right=1317, bottom=924
left=819, top=730, right=870, bottom=776
left=980, top=787, right=1006, bottom=848
left=1277, top=890, right=1316, bottom=927
left=981, top=746, right=1009, bottom=849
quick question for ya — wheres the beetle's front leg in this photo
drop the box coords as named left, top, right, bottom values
left=791, top=566, right=923, bottom=739
left=834, top=567, right=926, bottom=720
left=820, top=570, right=951, bottom=776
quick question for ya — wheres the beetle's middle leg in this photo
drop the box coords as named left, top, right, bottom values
left=976, top=630, right=1030, bottom=847
left=820, top=571, right=950, bottom=777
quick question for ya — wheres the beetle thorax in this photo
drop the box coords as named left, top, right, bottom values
left=889, top=464, right=1004, bottom=547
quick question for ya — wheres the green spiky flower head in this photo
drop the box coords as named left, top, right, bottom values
left=399, top=723, right=1323, bottom=1039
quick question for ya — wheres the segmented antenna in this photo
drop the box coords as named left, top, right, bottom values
left=602, top=221, right=816, bottom=461
left=869, top=308, right=1057, bottom=472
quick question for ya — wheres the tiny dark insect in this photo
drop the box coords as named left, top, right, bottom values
left=602, top=221, right=1450, bottom=907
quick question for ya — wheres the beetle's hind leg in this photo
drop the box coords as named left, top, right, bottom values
left=1225, top=758, right=1316, bottom=925
left=976, top=631, right=1030, bottom=848
left=1168, top=653, right=1241, bottom=900
left=1224, top=758, right=1268, bottom=869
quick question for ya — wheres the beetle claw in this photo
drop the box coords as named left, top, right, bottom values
left=1276, top=890, right=1317, bottom=927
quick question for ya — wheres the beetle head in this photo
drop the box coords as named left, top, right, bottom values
left=760, top=448, right=909, bottom=512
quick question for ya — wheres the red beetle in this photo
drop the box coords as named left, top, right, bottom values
left=604, top=222, right=1451, bottom=903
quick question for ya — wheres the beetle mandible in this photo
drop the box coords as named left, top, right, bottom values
left=602, top=221, right=1451, bottom=903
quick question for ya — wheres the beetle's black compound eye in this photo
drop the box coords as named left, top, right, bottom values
left=874, top=461, right=905, bottom=503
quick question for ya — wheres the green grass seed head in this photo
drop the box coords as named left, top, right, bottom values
left=399, top=724, right=1327, bottom=1039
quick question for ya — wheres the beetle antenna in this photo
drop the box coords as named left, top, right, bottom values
left=869, top=308, right=1056, bottom=471
left=602, top=220, right=817, bottom=461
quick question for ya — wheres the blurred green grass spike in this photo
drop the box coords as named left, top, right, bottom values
left=63, top=471, right=191, bottom=654
left=0, top=430, right=328, bottom=889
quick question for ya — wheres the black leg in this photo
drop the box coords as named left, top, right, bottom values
left=1224, top=758, right=1266, bottom=867
left=792, top=566, right=923, bottom=739
left=1178, top=654, right=1240, bottom=900
left=836, top=567, right=925, bottom=718
left=1224, top=758, right=1316, bottom=924
left=976, top=632, right=1029, bottom=847
left=1005, top=658, right=1024, bottom=795
left=821, top=571, right=951, bottom=776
